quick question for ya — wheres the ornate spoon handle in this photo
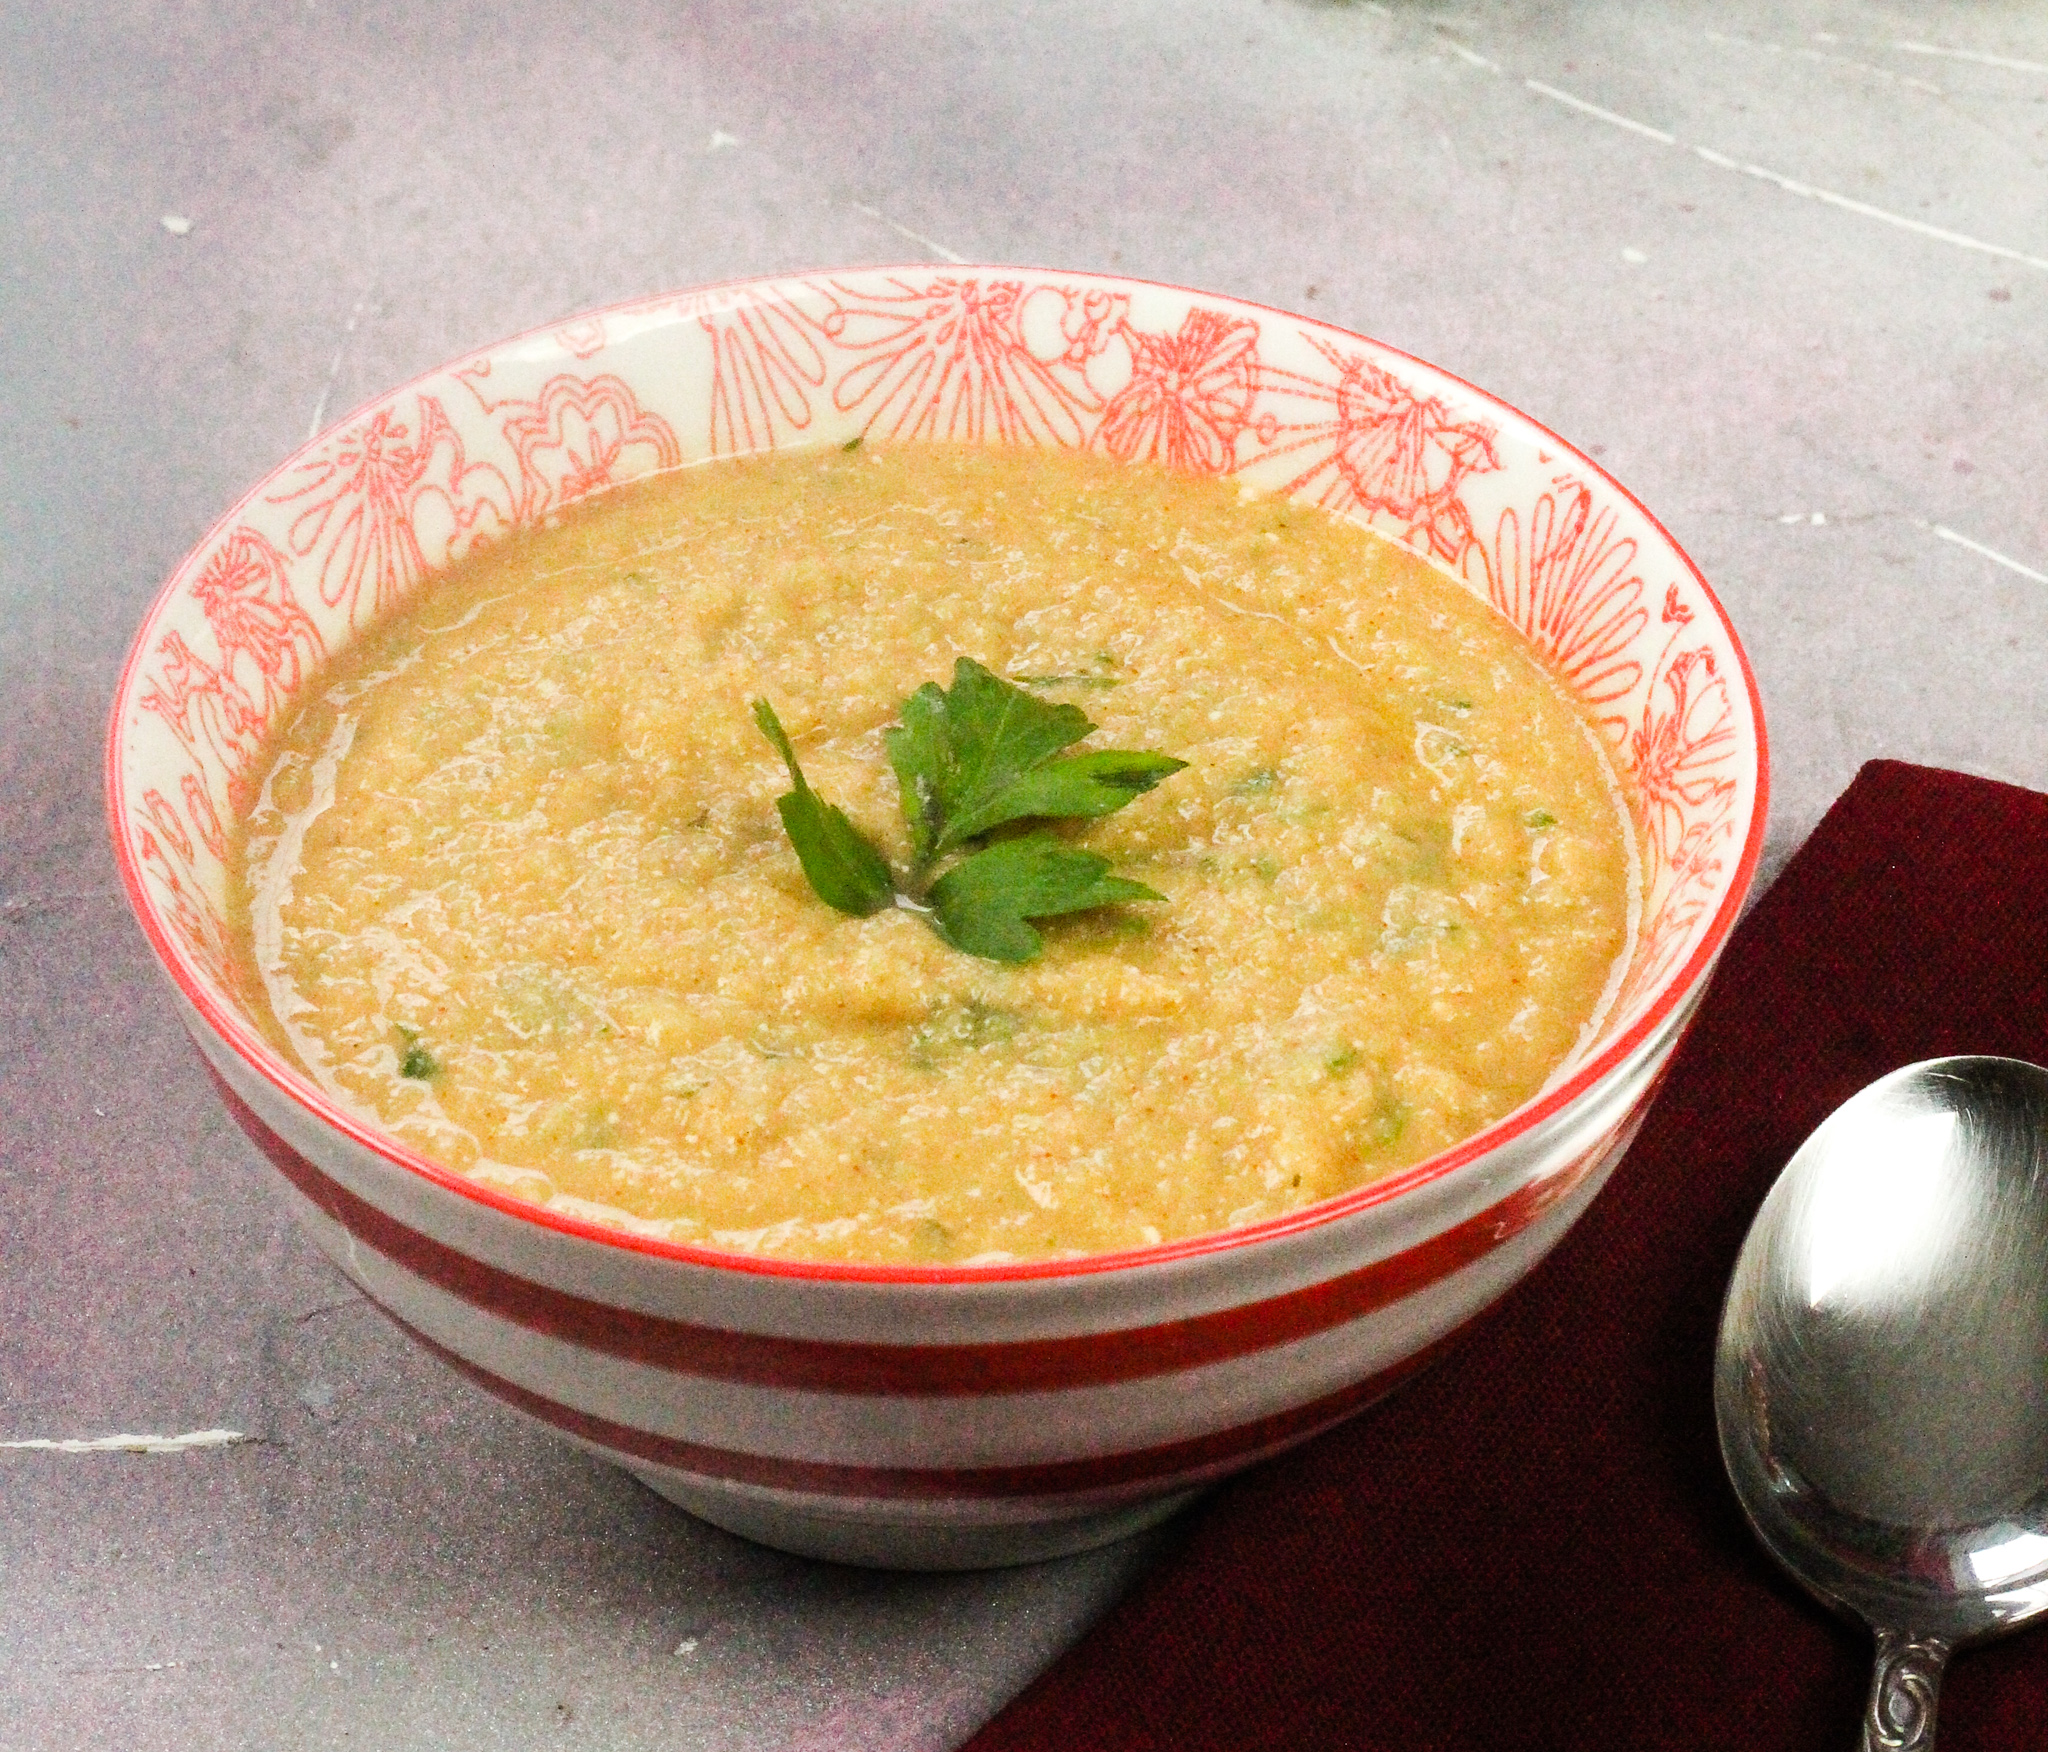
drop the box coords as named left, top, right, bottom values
left=1858, top=1627, right=1951, bottom=1752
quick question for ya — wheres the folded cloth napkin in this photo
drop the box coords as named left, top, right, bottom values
left=963, top=760, right=2048, bottom=1752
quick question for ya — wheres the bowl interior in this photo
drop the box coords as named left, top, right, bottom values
left=108, top=266, right=1767, bottom=1270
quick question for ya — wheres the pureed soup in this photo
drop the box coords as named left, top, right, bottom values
left=232, top=442, right=1635, bottom=1264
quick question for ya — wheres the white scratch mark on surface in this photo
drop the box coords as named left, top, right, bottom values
left=160, top=213, right=193, bottom=236
left=707, top=130, right=740, bottom=151
left=306, top=291, right=374, bottom=442
left=1703, top=29, right=1944, bottom=94
left=66, top=1659, right=204, bottom=1675
left=1891, top=41, right=2048, bottom=76
left=1, top=1429, right=252, bottom=1455
left=850, top=202, right=966, bottom=265
left=1463, top=44, right=2048, bottom=276
left=3, top=887, right=122, bottom=911
left=1688, top=146, right=2048, bottom=274
left=1524, top=79, right=1678, bottom=144
left=1777, top=511, right=1830, bottom=525
left=1916, top=520, right=2048, bottom=585
left=1441, top=39, right=1497, bottom=72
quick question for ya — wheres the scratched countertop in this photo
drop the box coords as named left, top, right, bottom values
left=4, top=1, right=2045, bottom=1746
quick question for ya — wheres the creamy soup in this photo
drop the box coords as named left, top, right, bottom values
left=233, top=443, right=1634, bottom=1263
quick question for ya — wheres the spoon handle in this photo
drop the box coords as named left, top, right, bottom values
left=1858, top=1628, right=1951, bottom=1752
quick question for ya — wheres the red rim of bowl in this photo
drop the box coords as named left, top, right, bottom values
left=105, top=263, right=1772, bottom=1288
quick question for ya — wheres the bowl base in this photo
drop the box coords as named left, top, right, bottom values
left=627, top=1467, right=1199, bottom=1570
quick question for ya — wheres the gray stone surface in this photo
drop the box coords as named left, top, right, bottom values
left=3, top=0, right=2044, bottom=1745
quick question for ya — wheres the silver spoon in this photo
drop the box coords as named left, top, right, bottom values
left=1716, top=1055, right=2048, bottom=1751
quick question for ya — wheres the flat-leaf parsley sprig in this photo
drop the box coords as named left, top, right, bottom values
left=751, top=658, right=1187, bottom=963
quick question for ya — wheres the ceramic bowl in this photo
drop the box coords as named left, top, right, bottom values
left=108, top=266, right=1767, bottom=1569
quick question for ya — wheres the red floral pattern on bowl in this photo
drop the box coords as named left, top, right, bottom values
left=107, top=268, right=1767, bottom=1569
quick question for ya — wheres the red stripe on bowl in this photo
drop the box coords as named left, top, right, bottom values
left=395, top=1304, right=1462, bottom=1502
left=218, top=1069, right=1606, bottom=1396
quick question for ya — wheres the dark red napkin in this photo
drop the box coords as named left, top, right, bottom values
left=964, top=760, right=2048, bottom=1752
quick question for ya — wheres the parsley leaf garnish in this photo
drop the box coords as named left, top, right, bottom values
left=752, top=699, right=897, bottom=917
left=752, top=658, right=1185, bottom=962
left=929, top=835, right=1163, bottom=963
left=886, top=659, right=1183, bottom=859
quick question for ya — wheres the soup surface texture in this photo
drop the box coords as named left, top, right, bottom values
left=234, top=443, right=1633, bottom=1263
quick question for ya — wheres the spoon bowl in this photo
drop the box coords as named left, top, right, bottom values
left=1716, top=1055, right=2048, bottom=1749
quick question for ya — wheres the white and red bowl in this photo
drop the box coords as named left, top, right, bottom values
left=108, top=267, right=1767, bottom=1568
